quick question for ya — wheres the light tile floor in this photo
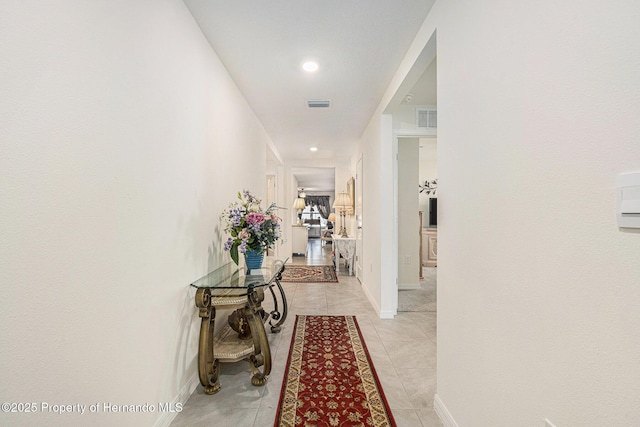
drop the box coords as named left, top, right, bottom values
left=171, top=240, right=441, bottom=427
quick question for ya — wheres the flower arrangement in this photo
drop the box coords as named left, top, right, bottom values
left=221, top=190, right=282, bottom=265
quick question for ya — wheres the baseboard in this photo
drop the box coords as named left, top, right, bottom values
left=379, top=310, right=396, bottom=319
left=153, top=372, right=199, bottom=427
left=361, top=278, right=397, bottom=318
left=434, top=394, right=459, bottom=427
left=360, top=281, right=383, bottom=316
left=398, top=282, right=420, bottom=290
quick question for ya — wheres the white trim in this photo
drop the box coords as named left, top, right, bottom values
left=380, top=114, right=398, bottom=317
left=153, top=372, right=199, bottom=427
left=379, top=310, right=396, bottom=319
left=395, top=129, right=437, bottom=138
left=355, top=153, right=364, bottom=283
left=398, top=282, right=420, bottom=290
left=391, top=129, right=434, bottom=314
left=434, top=394, right=459, bottom=427
left=361, top=279, right=380, bottom=312
left=360, top=278, right=391, bottom=319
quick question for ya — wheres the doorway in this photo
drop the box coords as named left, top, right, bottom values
left=291, top=167, right=335, bottom=264
left=396, top=136, right=437, bottom=312
left=389, top=41, right=437, bottom=313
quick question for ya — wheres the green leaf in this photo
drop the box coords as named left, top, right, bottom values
left=230, top=245, right=239, bottom=265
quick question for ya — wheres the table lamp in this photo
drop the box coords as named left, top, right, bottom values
left=332, top=192, right=352, bottom=237
left=293, top=197, right=306, bottom=225
left=327, top=212, right=336, bottom=227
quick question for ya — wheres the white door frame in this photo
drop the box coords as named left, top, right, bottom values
left=355, top=154, right=364, bottom=282
left=393, top=132, right=435, bottom=305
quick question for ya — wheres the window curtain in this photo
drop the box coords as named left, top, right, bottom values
left=305, top=196, right=330, bottom=219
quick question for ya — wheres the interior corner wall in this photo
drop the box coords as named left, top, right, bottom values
left=358, top=114, right=395, bottom=317
left=408, top=1, right=640, bottom=426
left=0, top=1, right=270, bottom=426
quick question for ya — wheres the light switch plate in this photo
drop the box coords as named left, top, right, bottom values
left=616, top=171, right=640, bottom=228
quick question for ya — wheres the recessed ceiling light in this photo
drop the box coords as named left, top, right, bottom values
left=310, top=147, right=318, bottom=152
left=302, top=61, right=319, bottom=72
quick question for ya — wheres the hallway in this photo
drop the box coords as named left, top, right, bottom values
left=170, top=239, right=441, bottom=426
left=289, top=237, right=333, bottom=266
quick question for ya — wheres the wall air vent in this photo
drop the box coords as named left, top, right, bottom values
left=416, top=108, right=437, bottom=128
left=307, top=100, right=331, bottom=108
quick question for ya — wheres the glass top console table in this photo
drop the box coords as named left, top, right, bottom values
left=190, top=257, right=288, bottom=395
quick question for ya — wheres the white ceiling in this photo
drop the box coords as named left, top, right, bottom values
left=292, top=167, right=335, bottom=194
left=184, top=0, right=436, bottom=164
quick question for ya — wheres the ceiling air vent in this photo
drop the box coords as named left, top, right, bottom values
left=307, top=100, right=331, bottom=108
left=416, top=108, right=437, bottom=128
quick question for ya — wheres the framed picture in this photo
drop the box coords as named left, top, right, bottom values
left=346, top=177, right=355, bottom=215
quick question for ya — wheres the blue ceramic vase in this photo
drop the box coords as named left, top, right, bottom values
left=244, top=249, right=264, bottom=271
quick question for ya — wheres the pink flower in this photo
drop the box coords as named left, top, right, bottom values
left=238, top=229, right=250, bottom=240
left=246, top=212, right=265, bottom=225
left=270, top=214, right=279, bottom=222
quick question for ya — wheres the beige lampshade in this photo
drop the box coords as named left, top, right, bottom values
left=332, top=192, right=352, bottom=208
left=292, top=197, right=306, bottom=210
left=327, top=213, right=336, bottom=222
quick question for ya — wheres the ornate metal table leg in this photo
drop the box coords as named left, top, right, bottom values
left=268, top=278, right=288, bottom=333
left=245, top=287, right=271, bottom=386
left=195, top=289, right=220, bottom=395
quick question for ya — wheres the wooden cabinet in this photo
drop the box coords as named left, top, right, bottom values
left=292, top=226, right=308, bottom=255
left=422, top=228, right=437, bottom=267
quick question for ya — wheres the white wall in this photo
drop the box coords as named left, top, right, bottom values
left=375, top=0, right=640, bottom=425
left=0, top=1, right=271, bottom=426
left=358, top=114, right=396, bottom=317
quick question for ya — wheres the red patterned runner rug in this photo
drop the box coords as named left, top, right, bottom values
left=274, top=315, right=396, bottom=427
left=279, top=265, right=339, bottom=283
